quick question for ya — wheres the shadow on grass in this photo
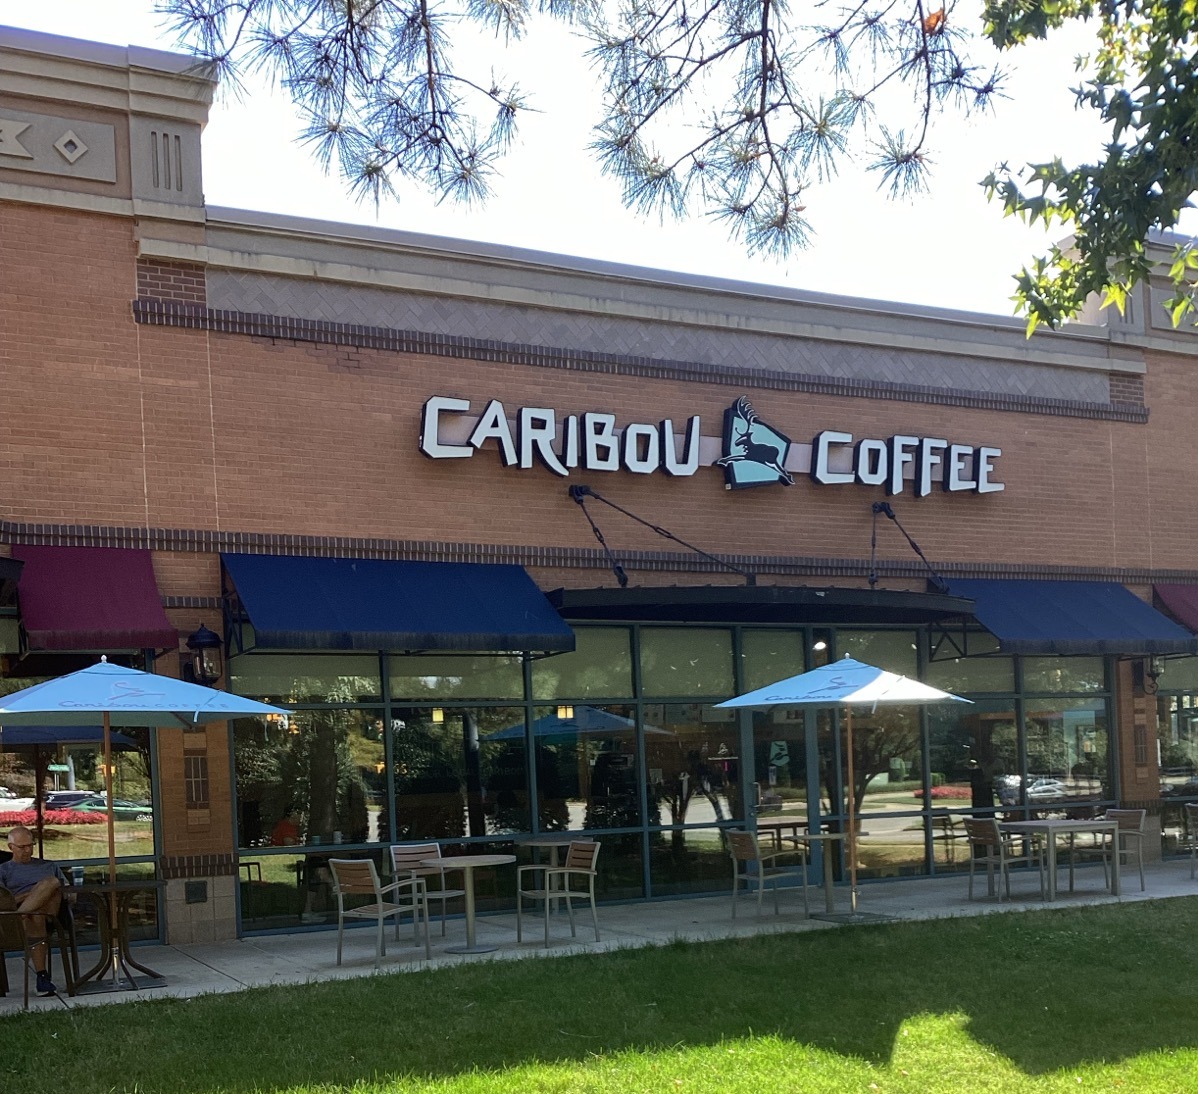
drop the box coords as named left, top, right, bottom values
left=6, top=898, right=1198, bottom=1092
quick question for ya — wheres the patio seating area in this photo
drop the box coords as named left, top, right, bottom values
left=5, top=854, right=1198, bottom=1016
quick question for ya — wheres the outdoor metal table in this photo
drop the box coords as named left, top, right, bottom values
left=794, top=830, right=854, bottom=915
left=999, top=818, right=1120, bottom=901
left=752, top=823, right=855, bottom=914
left=72, top=878, right=165, bottom=991
left=420, top=854, right=515, bottom=954
left=755, top=817, right=806, bottom=852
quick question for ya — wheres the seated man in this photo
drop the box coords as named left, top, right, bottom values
left=0, top=825, right=66, bottom=996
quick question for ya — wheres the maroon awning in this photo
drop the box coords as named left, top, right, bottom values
left=1154, top=584, right=1198, bottom=634
left=13, top=546, right=178, bottom=651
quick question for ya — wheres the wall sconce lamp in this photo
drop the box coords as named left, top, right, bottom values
left=1135, top=655, right=1167, bottom=695
left=375, top=761, right=386, bottom=774
left=182, top=623, right=223, bottom=687
left=556, top=704, right=575, bottom=720
left=431, top=708, right=444, bottom=724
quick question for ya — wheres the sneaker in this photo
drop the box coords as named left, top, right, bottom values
left=35, top=971, right=56, bottom=997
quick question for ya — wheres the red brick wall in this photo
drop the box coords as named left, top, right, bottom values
left=5, top=202, right=1194, bottom=579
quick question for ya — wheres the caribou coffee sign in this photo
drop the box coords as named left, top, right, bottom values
left=419, top=395, right=1004, bottom=497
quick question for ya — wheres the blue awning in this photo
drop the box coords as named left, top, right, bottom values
left=945, top=579, right=1198, bottom=656
left=221, top=554, right=575, bottom=654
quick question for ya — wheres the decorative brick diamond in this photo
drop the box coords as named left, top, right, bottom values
left=54, top=130, right=88, bottom=164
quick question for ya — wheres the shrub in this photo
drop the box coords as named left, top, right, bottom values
left=0, top=809, right=106, bottom=826
left=912, top=785, right=972, bottom=800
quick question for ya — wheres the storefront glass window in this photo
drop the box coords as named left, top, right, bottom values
left=387, top=705, right=529, bottom=840
left=228, top=654, right=382, bottom=703
left=739, top=630, right=807, bottom=692
left=639, top=628, right=733, bottom=697
left=234, top=708, right=385, bottom=849
left=532, top=627, right=632, bottom=699
left=1159, top=656, right=1198, bottom=692
left=387, top=655, right=524, bottom=700
left=649, top=826, right=736, bottom=897
left=1158, top=692, right=1198, bottom=795
left=751, top=706, right=808, bottom=826
left=1022, top=657, right=1105, bottom=694
left=644, top=702, right=743, bottom=828
left=924, top=654, right=1015, bottom=693
left=837, top=630, right=919, bottom=675
left=925, top=699, right=1019, bottom=807
left=1024, top=698, right=1110, bottom=802
left=531, top=703, right=639, bottom=832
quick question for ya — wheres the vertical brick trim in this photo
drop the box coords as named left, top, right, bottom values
left=136, top=259, right=206, bottom=305
left=1109, top=372, right=1145, bottom=407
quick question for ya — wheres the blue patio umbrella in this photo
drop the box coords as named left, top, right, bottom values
left=0, top=659, right=288, bottom=895
left=717, top=656, right=969, bottom=917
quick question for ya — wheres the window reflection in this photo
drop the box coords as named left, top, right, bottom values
left=528, top=703, right=639, bottom=833
left=388, top=706, right=529, bottom=841
left=234, top=709, right=384, bottom=848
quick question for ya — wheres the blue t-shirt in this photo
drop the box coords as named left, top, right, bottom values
left=0, top=857, right=66, bottom=897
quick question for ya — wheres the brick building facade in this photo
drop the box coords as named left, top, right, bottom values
left=4, top=26, right=1198, bottom=944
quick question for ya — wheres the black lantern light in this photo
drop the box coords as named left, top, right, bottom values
left=184, top=623, right=223, bottom=687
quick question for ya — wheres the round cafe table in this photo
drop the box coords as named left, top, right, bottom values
left=420, top=854, right=515, bottom=954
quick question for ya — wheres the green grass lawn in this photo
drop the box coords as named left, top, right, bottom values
left=5, top=897, right=1198, bottom=1093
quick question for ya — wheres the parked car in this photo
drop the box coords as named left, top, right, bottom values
left=43, top=790, right=99, bottom=810
left=0, top=786, right=16, bottom=799
left=66, top=797, right=153, bottom=822
left=1026, top=778, right=1069, bottom=800
left=1161, top=778, right=1198, bottom=798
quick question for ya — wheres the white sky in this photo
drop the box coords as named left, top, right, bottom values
left=5, top=3, right=1179, bottom=318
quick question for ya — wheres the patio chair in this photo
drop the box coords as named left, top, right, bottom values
left=0, top=898, right=77, bottom=1006
left=1105, top=808, right=1147, bottom=892
left=962, top=818, right=1045, bottom=901
left=1186, top=803, right=1198, bottom=879
left=727, top=829, right=809, bottom=918
left=328, top=858, right=430, bottom=969
left=389, top=842, right=467, bottom=936
left=516, top=840, right=601, bottom=947
left=929, top=811, right=966, bottom=866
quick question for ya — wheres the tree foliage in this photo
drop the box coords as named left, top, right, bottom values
left=164, top=0, right=999, bottom=247
left=163, top=0, right=1198, bottom=329
left=982, top=0, right=1198, bottom=330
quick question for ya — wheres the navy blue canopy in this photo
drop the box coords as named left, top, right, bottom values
left=223, top=554, right=575, bottom=654
left=946, top=579, right=1198, bottom=656
left=0, top=725, right=138, bottom=749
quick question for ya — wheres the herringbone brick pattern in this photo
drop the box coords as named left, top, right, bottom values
left=208, top=271, right=1111, bottom=404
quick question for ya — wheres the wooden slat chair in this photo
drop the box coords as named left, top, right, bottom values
left=962, top=818, right=1045, bottom=901
left=727, top=829, right=809, bottom=919
left=516, top=840, right=601, bottom=947
left=1105, top=808, right=1147, bottom=892
left=328, top=859, right=430, bottom=969
left=389, top=843, right=466, bottom=936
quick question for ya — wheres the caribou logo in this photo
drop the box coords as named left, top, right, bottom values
left=716, top=397, right=795, bottom=489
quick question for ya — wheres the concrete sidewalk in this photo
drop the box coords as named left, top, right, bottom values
left=4, top=856, right=1195, bottom=1014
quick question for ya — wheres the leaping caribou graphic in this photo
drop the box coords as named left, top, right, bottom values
left=716, top=397, right=795, bottom=485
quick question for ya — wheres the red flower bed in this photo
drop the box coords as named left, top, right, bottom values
left=0, top=809, right=106, bottom=825
left=912, top=785, right=972, bottom=800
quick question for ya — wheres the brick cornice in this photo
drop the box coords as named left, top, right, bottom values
left=3, top=520, right=1195, bottom=585
left=131, top=298, right=1149, bottom=423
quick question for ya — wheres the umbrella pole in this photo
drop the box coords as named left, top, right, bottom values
left=35, top=746, right=46, bottom=859
left=845, top=706, right=858, bottom=915
left=103, top=712, right=119, bottom=980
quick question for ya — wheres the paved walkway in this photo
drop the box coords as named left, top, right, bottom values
left=4, top=856, right=1195, bottom=1014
